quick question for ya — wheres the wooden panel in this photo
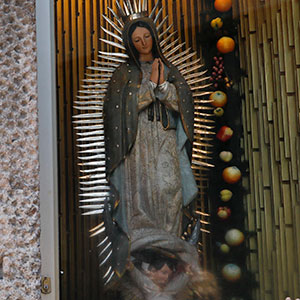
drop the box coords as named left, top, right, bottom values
left=238, top=0, right=300, bottom=298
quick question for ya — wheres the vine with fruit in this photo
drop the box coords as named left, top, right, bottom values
left=199, top=0, right=255, bottom=299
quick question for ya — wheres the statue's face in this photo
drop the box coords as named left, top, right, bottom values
left=148, top=263, right=173, bottom=288
left=131, top=26, right=153, bottom=57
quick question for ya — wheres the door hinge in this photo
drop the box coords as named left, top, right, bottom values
left=41, top=276, right=51, bottom=294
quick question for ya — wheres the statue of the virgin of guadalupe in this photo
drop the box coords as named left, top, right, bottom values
left=104, top=16, right=198, bottom=244
left=74, top=1, right=219, bottom=299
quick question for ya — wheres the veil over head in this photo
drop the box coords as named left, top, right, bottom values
left=122, top=17, right=170, bottom=67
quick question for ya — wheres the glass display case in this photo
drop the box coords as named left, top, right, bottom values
left=54, top=1, right=300, bottom=299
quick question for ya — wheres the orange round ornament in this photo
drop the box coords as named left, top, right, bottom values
left=222, top=166, right=241, bottom=184
left=209, top=90, right=228, bottom=107
left=214, top=0, right=232, bottom=12
left=217, top=36, right=235, bottom=54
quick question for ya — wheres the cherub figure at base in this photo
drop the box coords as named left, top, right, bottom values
left=113, top=229, right=220, bottom=300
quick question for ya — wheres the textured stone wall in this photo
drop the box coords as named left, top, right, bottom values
left=0, top=0, right=41, bottom=299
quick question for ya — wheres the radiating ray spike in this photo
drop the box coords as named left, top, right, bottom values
left=79, top=84, right=107, bottom=90
left=79, top=149, right=105, bottom=155
left=80, top=179, right=108, bottom=185
left=192, top=159, right=214, bottom=167
left=199, top=220, right=210, bottom=225
left=75, top=124, right=104, bottom=130
left=89, top=225, right=106, bottom=236
left=97, top=236, right=109, bottom=247
left=115, top=0, right=126, bottom=17
left=99, top=38, right=126, bottom=50
left=79, top=192, right=110, bottom=197
left=73, top=119, right=103, bottom=125
left=194, top=112, right=214, bottom=118
left=77, top=136, right=104, bottom=142
left=99, top=51, right=129, bottom=58
left=191, top=165, right=210, bottom=171
left=192, top=153, right=213, bottom=160
left=79, top=183, right=108, bottom=190
left=85, top=72, right=113, bottom=78
left=184, top=70, right=208, bottom=80
left=80, top=198, right=106, bottom=203
left=82, top=209, right=104, bottom=216
left=168, top=48, right=192, bottom=63
left=80, top=196, right=106, bottom=202
left=194, top=136, right=214, bottom=141
left=187, top=76, right=211, bottom=85
left=78, top=153, right=105, bottom=160
left=126, top=0, right=134, bottom=14
left=74, top=105, right=103, bottom=111
left=193, top=148, right=213, bottom=154
left=133, top=0, right=138, bottom=12
left=154, top=7, right=163, bottom=24
left=194, top=117, right=215, bottom=123
left=172, top=51, right=196, bottom=65
left=76, top=94, right=105, bottom=99
left=76, top=89, right=105, bottom=96
left=80, top=185, right=108, bottom=192
left=75, top=96, right=103, bottom=101
left=101, top=26, right=123, bottom=43
left=123, top=1, right=130, bottom=15
left=157, top=15, right=168, bottom=32
left=98, top=55, right=126, bottom=63
left=99, top=241, right=112, bottom=256
left=194, top=123, right=215, bottom=130
left=76, top=130, right=104, bottom=137
left=164, top=42, right=186, bottom=58
left=184, top=70, right=209, bottom=81
left=79, top=176, right=108, bottom=183
left=193, top=141, right=214, bottom=147
left=79, top=186, right=109, bottom=192
left=143, top=0, right=148, bottom=12
left=79, top=166, right=106, bottom=173
left=178, top=59, right=201, bottom=72
left=77, top=90, right=106, bottom=95
left=193, top=92, right=213, bottom=97
left=73, top=113, right=103, bottom=119
left=79, top=160, right=105, bottom=166
left=160, top=31, right=177, bottom=47
left=162, top=38, right=179, bottom=53
left=149, top=0, right=160, bottom=19
left=100, top=249, right=113, bottom=266
left=89, top=222, right=104, bottom=233
left=104, top=271, right=115, bottom=285
left=92, top=60, right=120, bottom=68
left=194, top=210, right=210, bottom=217
left=80, top=173, right=106, bottom=179
left=80, top=204, right=105, bottom=210
left=194, top=106, right=214, bottom=111
left=190, top=83, right=212, bottom=91
left=87, top=66, right=115, bottom=72
left=107, top=7, right=123, bottom=27
left=159, top=23, right=173, bottom=40
left=91, top=61, right=118, bottom=68
left=83, top=78, right=110, bottom=83
left=79, top=86, right=105, bottom=94
left=103, top=266, right=112, bottom=279
left=194, top=129, right=215, bottom=135
left=77, top=143, right=105, bottom=149
left=102, top=14, right=122, bottom=35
